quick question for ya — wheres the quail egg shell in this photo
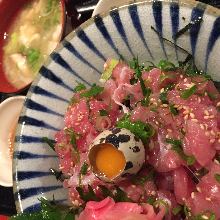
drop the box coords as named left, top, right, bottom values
left=88, top=127, right=145, bottom=182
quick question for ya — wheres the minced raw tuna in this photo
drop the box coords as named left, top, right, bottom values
left=54, top=58, right=220, bottom=219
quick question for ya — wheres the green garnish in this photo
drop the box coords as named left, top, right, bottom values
left=172, top=205, right=182, bottom=215
left=116, top=114, right=155, bottom=143
left=99, top=185, right=132, bottom=202
left=99, top=185, right=114, bottom=198
left=158, top=60, right=177, bottom=72
left=214, top=173, right=220, bottom=183
left=114, top=186, right=133, bottom=202
left=100, top=59, right=119, bottom=82
left=169, top=104, right=179, bottom=115
left=78, top=162, right=89, bottom=185
left=159, top=92, right=169, bottom=104
left=159, top=84, right=174, bottom=104
left=80, top=84, right=104, bottom=98
left=65, top=128, right=80, bottom=161
left=26, top=48, right=41, bottom=70
left=153, top=199, right=169, bottom=214
left=73, top=83, right=86, bottom=92
left=99, top=109, right=108, bottom=116
left=10, top=197, right=78, bottom=220
left=42, top=137, right=55, bottom=151
left=180, top=85, right=197, bottom=99
left=146, top=196, right=156, bottom=205
left=159, top=72, right=175, bottom=83
left=165, top=138, right=196, bottom=165
left=49, top=168, right=66, bottom=182
left=76, top=185, right=99, bottom=202
left=207, top=91, right=218, bottom=100
left=131, top=168, right=155, bottom=185
left=193, top=212, right=216, bottom=220
left=183, top=205, right=191, bottom=218
left=80, top=162, right=89, bottom=176
left=129, top=57, right=151, bottom=98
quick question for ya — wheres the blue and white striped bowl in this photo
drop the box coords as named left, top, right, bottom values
left=13, top=0, right=220, bottom=213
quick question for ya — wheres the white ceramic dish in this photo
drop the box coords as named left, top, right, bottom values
left=0, top=96, right=25, bottom=187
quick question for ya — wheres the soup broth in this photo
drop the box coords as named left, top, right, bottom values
left=3, top=0, right=62, bottom=89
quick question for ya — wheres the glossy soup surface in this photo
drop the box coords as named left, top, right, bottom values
left=3, top=0, right=62, bottom=89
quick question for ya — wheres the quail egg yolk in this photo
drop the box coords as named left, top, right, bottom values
left=95, top=143, right=126, bottom=179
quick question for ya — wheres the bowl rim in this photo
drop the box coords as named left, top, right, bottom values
left=13, top=0, right=220, bottom=213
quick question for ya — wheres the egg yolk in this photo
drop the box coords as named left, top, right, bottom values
left=95, top=144, right=126, bottom=179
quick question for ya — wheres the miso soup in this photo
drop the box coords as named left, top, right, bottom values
left=3, top=0, right=63, bottom=89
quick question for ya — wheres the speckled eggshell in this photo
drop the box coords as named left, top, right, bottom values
left=89, top=128, right=145, bottom=180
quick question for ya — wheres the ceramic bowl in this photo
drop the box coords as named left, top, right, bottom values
left=0, top=0, right=66, bottom=93
left=13, top=0, right=220, bottom=213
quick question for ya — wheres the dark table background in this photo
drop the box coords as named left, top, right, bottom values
left=0, top=0, right=220, bottom=216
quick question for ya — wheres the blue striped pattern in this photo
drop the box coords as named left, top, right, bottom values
left=110, top=9, right=134, bottom=57
left=190, top=6, right=205, bottom=56
left=62, top=40, right=102, bottom=75
left=16, top=171, right=52, bottom=181
left=152, top=1, right=168, bottom=59
left=205, top=16, right=220, bottom=71
left=94, top=15, right=121, bottom=57
left=18, top=185, right=63, bottom=201
left=50, top=52, right=92, bottom=86
left=76, top=27, right=106, bottom=61
left=14, top=0, right=220, bottom=213
left=170, top=2, right=179, bottom=60
left=25, top=99, right=63, bottom=117
left=128, top=4, right=153, bottom=59
left=14, top=151, right=57, bottom=160
left=39, top=66, right=73, bottom=92
left=29, top=86, right=69, bottom=103
left=18, top=116, right=59, bottom=131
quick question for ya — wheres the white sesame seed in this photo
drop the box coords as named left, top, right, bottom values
left=204, top=110, right=209, bottom=116
left=205, top=131, right=210, bottom=136
left=150, top=98, right=154, bottom=102
left=204, top=116, right=210, bottom=120
left=191, top=119, right=198, bottom=122
left=218, top=139, right=220, bottom=143
left=162, top=104, right=168, bottom=107
left=183, top=110, right=189, bottom=114
left=205, top=197, right=211, bottom=201
left=167, top=129, right=172, bottom=132
left=131, top=185, right=136, bottom=188
left=191, top=192, right=195, bottom=199
left=214, top=159, right=220, bottom=165
left=210, top=139, right=215, bottom=143
left=166, top=134, right=169, bottom=138
left=196, top=187, right=201, bottom=192
left=184, top=114, right=189, bottom=120
left=217, top=102, right=220, bottom=107
left=180, top=75, right=183, bottom=78
left=210, top=130, right=216, bottom=136
left=200, top=124, right=205, bottom=130
left=151, top=191, right=156, bottom=195
left=201, top=215, right=208, bottom=220
left=209, top=115, right=215, bottom=119
left=155, top=121, right=159, bottom=125
left=184, top=78, right=187, bottom=82
left=198, top=97, right=201, bottom=103
left=160, top=88, right=164, bottom=93
left=190, top=113, right=195, bottom=118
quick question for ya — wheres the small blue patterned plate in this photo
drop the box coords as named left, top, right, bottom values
left=13, top=0, right=220, bottom=213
